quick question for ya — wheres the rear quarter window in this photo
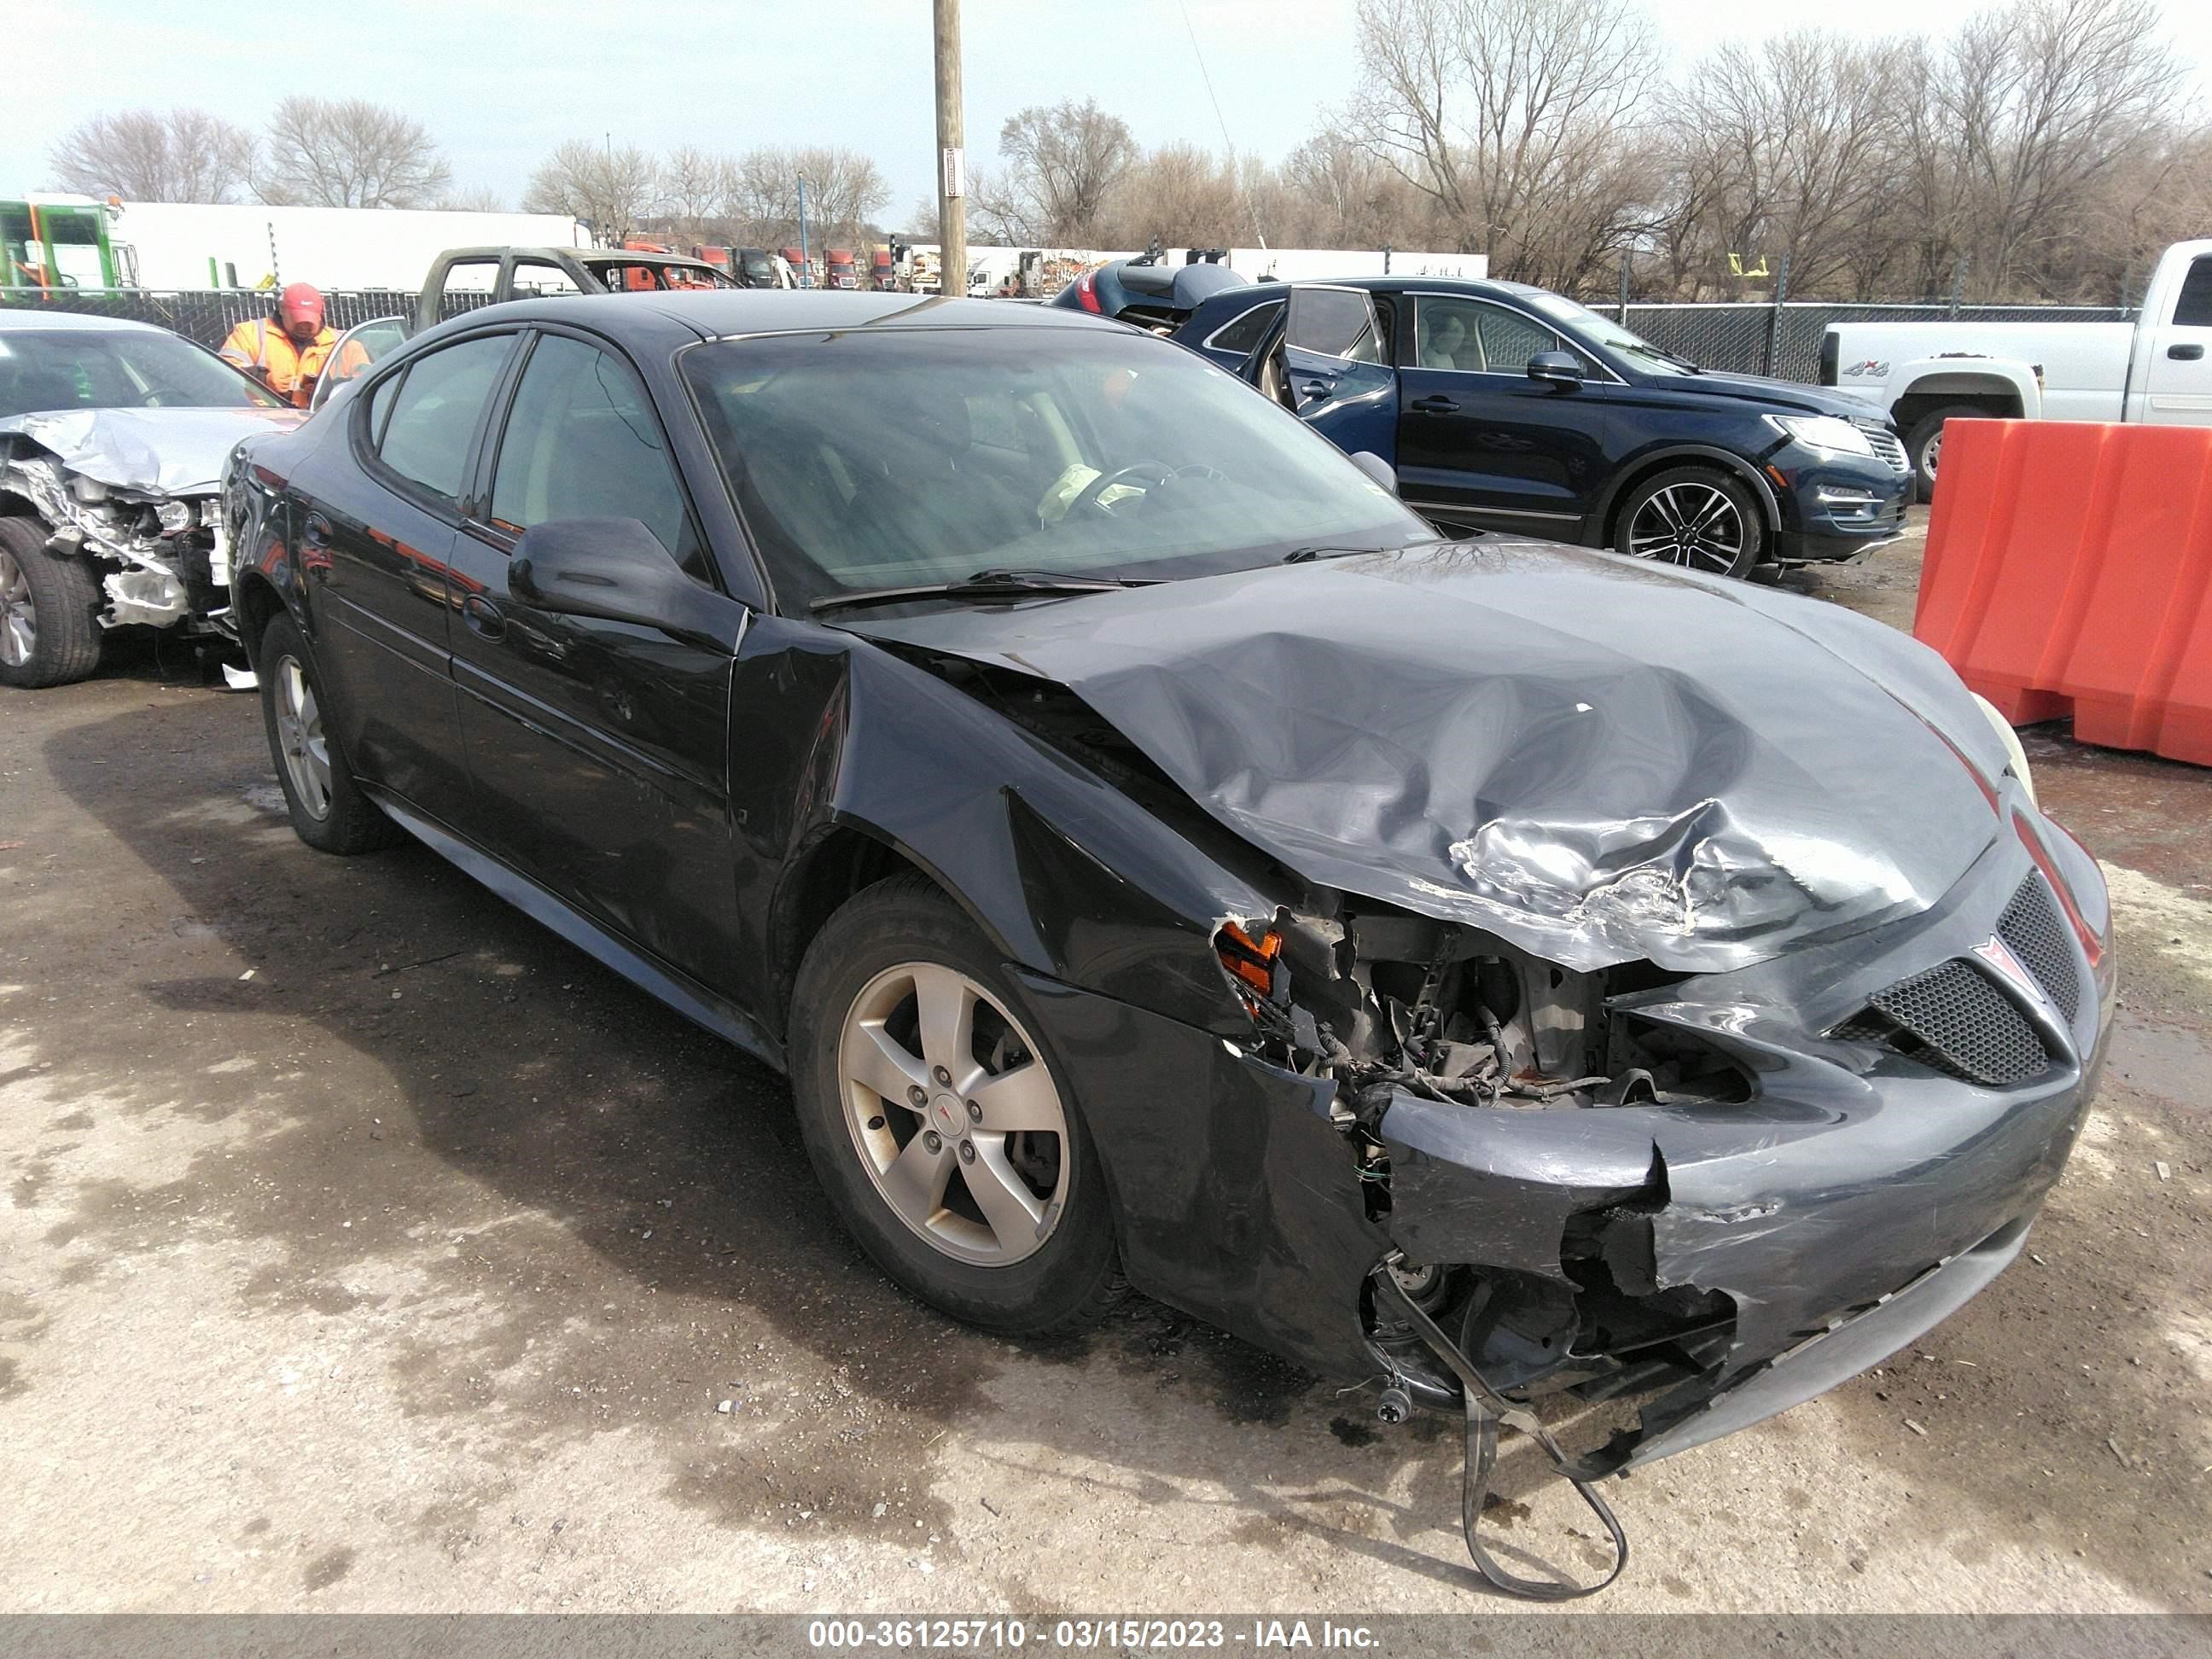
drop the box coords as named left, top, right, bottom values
left=1207, top=300, right=1283, bottom=357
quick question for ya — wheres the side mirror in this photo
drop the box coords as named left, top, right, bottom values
left=509, top=517, right=742, bottom=650
left=1349, top=451, right=1398, bottom=495
left=1527, top=350, right=1586, bottom=390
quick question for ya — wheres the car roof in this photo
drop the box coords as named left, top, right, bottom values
left=0, top=307, right=168, bottom=335
left=428, top=289, right=1133, bottom=348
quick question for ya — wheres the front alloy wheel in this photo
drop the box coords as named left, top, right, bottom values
left=271, top=652, right=332, bottom=820
left=1615, top=466, right=1762, bottom=579
left=789, top=874, right=1122, bottom=1336
left=837, top=961, right=1070, bottom=1266
left=1627, top=482, right=1747, bottom=573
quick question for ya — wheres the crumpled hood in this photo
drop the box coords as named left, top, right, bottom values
left=0, top=406, right=303, bottom=496
left=847, top=540, right=2009, bottom=974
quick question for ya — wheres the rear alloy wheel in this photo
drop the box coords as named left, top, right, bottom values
left=791, top=875, right=1122, bottom=1335
left=0, top=518, right=102, bottom=689
left=1615, top=466, right=1763, bottom=579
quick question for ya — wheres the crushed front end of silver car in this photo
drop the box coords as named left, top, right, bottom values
left=1, top=406, right=301, bottom=647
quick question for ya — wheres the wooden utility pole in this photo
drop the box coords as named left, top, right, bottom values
left=933, top=0, right=966, bottom=297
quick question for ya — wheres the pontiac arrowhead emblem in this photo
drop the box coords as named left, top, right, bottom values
left=1971, top=934, right=2043, bottom=1005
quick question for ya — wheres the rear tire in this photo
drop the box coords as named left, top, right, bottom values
left=1904, top=404, right=1982, bottom=503
left=257, top=611, right=401, bottom=854
left=789, top=874, right=1124, bottom=1336
left=1613, top=466, right=1765, bottom=579
left=0, top=517, right=102, bottom=689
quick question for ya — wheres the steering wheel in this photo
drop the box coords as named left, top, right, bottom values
left=1068, top=460, right=1175, bottom=516
left=1068, top=461, right=1228, bottom=517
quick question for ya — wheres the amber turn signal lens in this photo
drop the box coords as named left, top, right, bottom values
left=1215, top=921, right=1281, bottom=996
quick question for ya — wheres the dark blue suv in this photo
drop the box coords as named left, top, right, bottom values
left=1168, top=276, right=1911, bottom=579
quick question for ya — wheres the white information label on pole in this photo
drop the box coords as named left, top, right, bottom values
left=941, top=147, right=967, bottom=199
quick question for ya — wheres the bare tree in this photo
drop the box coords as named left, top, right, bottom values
left=659, top=147, right=733, bottom=231
left=259, top=98, right=453, bottom=208
left=521, top=140, right=661, bottom=242
left=987, top=100, right=1138, bottom=244
left=1936, top=0, right=2186, bottom=296
left=1278, top=130, right=1420, bottom=248
left=1349, top=0, right=1660, bottom=287
left=1098, top=144, right=1246, bottom=248
left=722, top=146, right=888, bottom=250
left=1669, top=33, right=1905, bottom=298
left=436, top=184, right=509, bottom=215
left=48, top=108, right=256, bottom=203
left=905, top=195, right=942, bottom=242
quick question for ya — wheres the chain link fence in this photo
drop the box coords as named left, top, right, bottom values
left=4, top=285, right=2139, bottom=384
left=0, top=287, right=500, bottom=349
left=1612, top=300, right=2133, bottom=383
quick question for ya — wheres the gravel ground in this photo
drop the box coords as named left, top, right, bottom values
left=2, top=515, right=2208, bottom=1615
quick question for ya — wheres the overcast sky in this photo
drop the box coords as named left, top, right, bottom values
left=8, top=0, right=2209, bottom=223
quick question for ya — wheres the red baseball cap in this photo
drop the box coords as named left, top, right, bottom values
left=277, top=283, right=324, bottom=331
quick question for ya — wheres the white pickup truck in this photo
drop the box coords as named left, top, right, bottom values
left=1821, top=238, right=2212, bottom=497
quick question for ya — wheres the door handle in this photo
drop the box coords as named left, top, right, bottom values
left=461, top=593, right=506, bottom=641
left=2170, top=343, right=2205, bottom=361
left=1410, top=395, right=1462, bottom=414
left=301, top=514, right=331, bottom=548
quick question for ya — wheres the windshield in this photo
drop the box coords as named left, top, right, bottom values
left=0, top=326, right=285, bottom=419
left=681, top=326, right=1432, bottom=611
left=1520, top=292, right=1697, bottom=376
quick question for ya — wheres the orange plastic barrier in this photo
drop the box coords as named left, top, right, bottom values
left=1915, top=419, right=2212, bottom=766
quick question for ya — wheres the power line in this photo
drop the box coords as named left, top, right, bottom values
left=1174, top=0, right=1266, bottom=249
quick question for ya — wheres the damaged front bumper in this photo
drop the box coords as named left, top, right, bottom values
left=1376, top=1030, right=2097, bottom=1470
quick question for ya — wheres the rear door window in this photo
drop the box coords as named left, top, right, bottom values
left=1287, top=287, right=1385, bottom=364
left=1415, top=297, right=1489, bottom=371
left=372, top=334, right=514, bottom=504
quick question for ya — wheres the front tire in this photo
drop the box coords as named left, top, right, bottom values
left=1613, top=465, right=1765, bottom=579
left=257, top=611, right=400, bottom=854
left=0, top=517, right=102, bottom=689
left=789, top=875, right=1124, bottom=1336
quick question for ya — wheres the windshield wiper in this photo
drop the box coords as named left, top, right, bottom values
left=1623, top=341, right=1699, bottom=372
left=810, top=568, right=1153, bottom=615
left=1284, top=544, right=1380, bottom=563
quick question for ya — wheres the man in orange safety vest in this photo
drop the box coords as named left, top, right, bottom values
left=219, top=283, right=356, bottom=408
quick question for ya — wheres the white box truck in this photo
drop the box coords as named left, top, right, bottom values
left=1821, top=238, right=2212, bottom=496
left=56, top=200, right=588, bottom=293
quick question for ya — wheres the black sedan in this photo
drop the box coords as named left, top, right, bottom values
left=224, top=291, right=2110, bottom=1595
left=1165, top=276, right=1912, bottom=579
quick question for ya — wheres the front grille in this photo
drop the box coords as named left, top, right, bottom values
left=1831, top=959, right=2053, bottom=1087
left=1853, top=416, right=1910, bottom=475
left=1998, top=877, right=2081, bottom=1022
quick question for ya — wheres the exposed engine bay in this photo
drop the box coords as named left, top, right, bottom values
left=1218, top=908, right=1742, bottom=1404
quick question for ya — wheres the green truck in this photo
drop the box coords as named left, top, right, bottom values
left=2, top=198, right=138, bottom=290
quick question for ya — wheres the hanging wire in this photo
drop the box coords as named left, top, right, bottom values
left=1174, top=0, right=1268, bottom=250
